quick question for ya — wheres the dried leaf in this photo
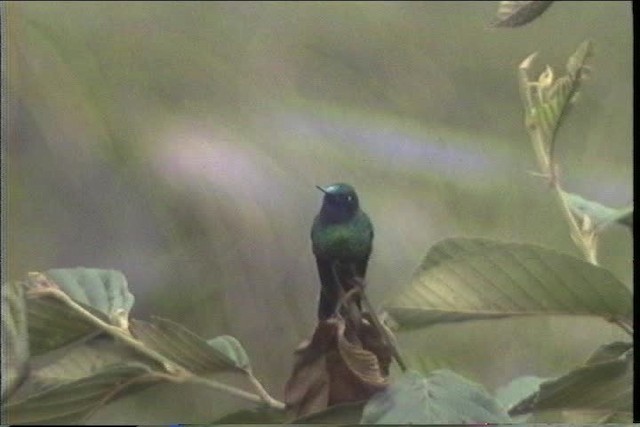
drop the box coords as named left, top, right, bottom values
left=284, top=317, right=390, bottom=419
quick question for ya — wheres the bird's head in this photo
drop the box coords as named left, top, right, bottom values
left=316, top=183, right=360, bottom=222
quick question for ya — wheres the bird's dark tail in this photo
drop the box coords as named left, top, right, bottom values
left=316, top=258, right=365, bottom=320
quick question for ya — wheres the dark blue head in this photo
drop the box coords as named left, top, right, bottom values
left=316, top=183, right=360, bottom=222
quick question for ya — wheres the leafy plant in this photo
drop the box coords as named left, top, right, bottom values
left=1, top=269, right=284, bottom=424
left=3, top=5, right=631, bottom=426
left=382, top=39, right=632, bottom=424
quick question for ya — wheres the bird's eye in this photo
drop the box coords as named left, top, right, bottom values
left=346, top=195, right=353, bottom=202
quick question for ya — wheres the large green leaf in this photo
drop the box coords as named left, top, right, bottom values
left=25, top=269, right=135, bottom=354
left=1, top=281, right=30, bottom=402
left=510, top=347, right=633, bottom=420
left=44, top=268, right=135, bottom=320
left=4, top=335, right=163, bottom=424
left=130, top=317, right=250, bottom=374
left=361, top=370, right=511, bottom=424
left=495, top=375, right=549, bottom=420
left=3, top=363, right=157, bottom=425
left=385, top=238, right=632, bottom=330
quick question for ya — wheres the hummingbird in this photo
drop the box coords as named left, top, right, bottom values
left=311, top=183, right=374, bottom=320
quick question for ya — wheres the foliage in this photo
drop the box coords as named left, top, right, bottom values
left=1, top=269, right=284, bottom=424
left=3, top=3, right=632, bottom=425
left=385, top=238, right=631, bottom=329
left=381, top=37, right=633, bottom=423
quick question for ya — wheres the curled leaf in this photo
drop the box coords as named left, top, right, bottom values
left=284, top=317, right=390, bottom=419
left=519, top=41, right=593, bottom=167
left=491, top=1, right=554, bottom=28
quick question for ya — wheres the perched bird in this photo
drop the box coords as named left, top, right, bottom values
left=311, top=183, right=374, bottom=320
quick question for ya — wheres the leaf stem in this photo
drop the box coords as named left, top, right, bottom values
left=246, top=371, right=286, bottom=409
left=187, top=374, right=285, bottom=409
left=518, top=46, right=598, bottom=266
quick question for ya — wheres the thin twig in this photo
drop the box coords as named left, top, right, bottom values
left=358, top=287, right=408, bottom=372
left=246, top=371, right=286, bottom=409
left=188, top=375, right=284, bottom=409
left=333, top=264, right=407, bottom=372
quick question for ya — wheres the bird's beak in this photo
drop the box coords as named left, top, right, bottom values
left=315, top=185, right=328, bottom=194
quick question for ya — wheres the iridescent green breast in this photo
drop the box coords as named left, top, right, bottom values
left=311, top=210, right=373, bottom=260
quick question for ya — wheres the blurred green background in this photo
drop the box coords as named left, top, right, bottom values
left=6, top=1, right=632, bottom=423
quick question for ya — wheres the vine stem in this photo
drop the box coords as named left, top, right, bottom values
left=518, top=48, right=632, bottom=336
left=334, top=264, right=407, bottom=372
left=26, top=277, right=286, bottom=410
left=359, top=288, right=408, bottom=372
left=518, top=55, right=598, bottom=266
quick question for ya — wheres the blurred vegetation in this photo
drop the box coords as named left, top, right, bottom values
left=5, top=1, right=632, bottom=423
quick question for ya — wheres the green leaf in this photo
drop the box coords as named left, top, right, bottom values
left=563, top=191, right=633, bottom=231
left=25, top=269, right=135, bottom=354
left=1, top=281, right=30, bottom=402
left=595, top=410, right=633, bottom=423
left=403, top=351, right=477, bottom=383
left=509, top=349, right=633, bottom=417
left=361, top=370, right=511, bottom=424
left=4, top=335, right=163, bottom=424
left=206, top=335, right=251, bottom=371
left=584, top=341, right=633, bottom=365
left=290, top=400, right=366, bottom=424
left=208, top=407, right=288, bottom=424
left=130, top=317, right=250, bottom=374
left=26, top=297, right=98, bottom=356
left=414, top=238, right=504, bottom=273
left=495, top=375, right=548, bottom=414
left=44, top=268, right=135, bottom=320
left=490, top=1, right=554, bottom=28
left=23, top=335, right=162, bottom=393
left=3, top=363, right=157, bottom=425
left=385, top=238, right=632, bottom=330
